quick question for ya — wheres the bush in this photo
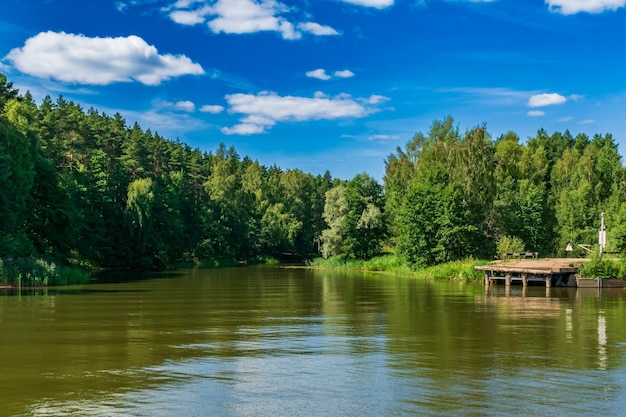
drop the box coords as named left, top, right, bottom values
left=579, top=253, right=626, bottom=279
left=496, top=236, right=525, bottom=259
left=0, top=257, right=89, bottom=286
left=413, top=259, right=489, bottom=281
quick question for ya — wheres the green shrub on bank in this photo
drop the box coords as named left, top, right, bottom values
left=412, top=259, right=489, bottom=281
left=579, top=253, right=626, bottom=279
left=496, top=236, right=525, bottom=259
left=310, top=254, right=489, bottom=281
left=0, top=258, right=90, bottom=286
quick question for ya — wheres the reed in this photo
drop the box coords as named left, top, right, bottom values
left=310, top=255, right=490, bottom=281
left=0, top=258, right=90, bottom=287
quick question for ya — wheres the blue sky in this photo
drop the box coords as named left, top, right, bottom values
left=2, top=0, right=626, bottom=180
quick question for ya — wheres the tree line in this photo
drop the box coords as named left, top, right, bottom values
left=2, top=72, right=626, bottom=275
left=0, top=74, right=334, bottom=269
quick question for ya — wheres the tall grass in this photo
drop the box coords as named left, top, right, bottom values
left=0, top=258, right=90, bottom=287
left=411, top=259, right=490, bottom=281
left=579, top=253, right=626, bottom=279
left=310, top=254, right=490, bottom=281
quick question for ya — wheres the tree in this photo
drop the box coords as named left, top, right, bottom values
left=396, top=164, right=477, bottom=267
left=321, top=184, right=347, bottom=258
left=320, top=173, right=387, bottom=260
left=125, top=178, right=155, bottom=264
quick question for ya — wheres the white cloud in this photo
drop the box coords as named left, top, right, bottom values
left=165, top=0, right=338, bottom=39
left=208, top=0, right=301, bottom=40
left=222, top=91, right=385, bottom=134
left=298, top=22, right=339, bottom=36
left=368, top=134, right=400, bottom=141
left=546, top=0, right=626, bottom=14
left=307, top=68, right=356, bottom=81
left=3, top=31, right=204, bottom=86
left=200, top=104, right=225, bottom=113
left=340, top=0, right=395, bottom=8
left=367, top=95, right=390, bottom=104
left=306, top=69, right=331, bottom=80
left=334, top=69, right=355, bottom=78
left=579, top=119, right=595, bottom=124
left=558, top=116, right=574, bottom=122
left=527, top=110, right=545, bottom=117
left=169, top=8, right=209, bottom=25
left=174, top=100, right=196, bottom=112
left=528, top=93, right=567, bottom=107
left=221, top=123, right=267, bottom=135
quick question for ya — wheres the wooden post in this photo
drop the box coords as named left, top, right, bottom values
left=521, top=273, right=528, bottom=287
left=484, top=272, right=490, bottom=286
left=545, top=275, right=552, bottom=288
left=505, top=273, right=511, bottom=286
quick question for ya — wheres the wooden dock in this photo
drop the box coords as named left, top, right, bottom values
left=475, top=258, right=586, bottom=287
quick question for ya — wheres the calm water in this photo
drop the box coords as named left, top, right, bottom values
left=1, top=265, right=626, bottom=416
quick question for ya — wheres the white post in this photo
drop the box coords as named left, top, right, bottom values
left=599, top=212, right=606, bottom=254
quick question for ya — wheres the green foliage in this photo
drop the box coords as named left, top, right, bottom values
left=4, top=70, right=626, bottom=284
left=195, top=255, right=279, bottom=269
left=320, top=173, right=387, bottom=260
left=412, top=259, right=489, bottom=281
left=496, top=236, right=525, bottom=258
left=311, top=255, right=489, bottom=281
left=362, top=254, right=413, bottom=275
left=0, top=257, right=89, bottom=286
left=579, top=253, right=626, bottom=279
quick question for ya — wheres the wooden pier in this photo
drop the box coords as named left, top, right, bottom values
left=475, top=258, right=585, bottom=287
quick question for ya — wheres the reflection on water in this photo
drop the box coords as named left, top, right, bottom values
left=2, top=266, right=626, bottom=416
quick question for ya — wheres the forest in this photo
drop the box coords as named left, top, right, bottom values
left=1, top=72, right=626, bottom=284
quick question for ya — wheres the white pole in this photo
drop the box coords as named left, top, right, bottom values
left=599, top=212, right=606, bottom=254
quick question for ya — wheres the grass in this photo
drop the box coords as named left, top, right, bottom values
left=309, top=254, right=490, bottom=281
left=0, top=257, right=90, bottom=287
left=578, top=253, right=626, bottom=279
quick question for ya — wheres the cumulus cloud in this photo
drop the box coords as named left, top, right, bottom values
left=200, top=104, right=225, bottom=113
left=527, top=110, right=545, bottom=117
left=334, top=69, right=355, bottom=78
left=340, top=0, right=395, bottom=8
left=169, top=8, right=209, bottom=25
left=306, top=69, right=331, bottom=80
left=164, top=0, right=338, bottom=40
left=528, top=93, right=567, bottom=107
left=546, top=0, right=626, bottom=14
left=367, top=95, right=390, bottom=104
left=3, top=31, right=204, bottom=85
left=221, top=91, right=388, bottom=135
left=174, top=100, right=196, bottom=112
left=306, top=68, right=355, bottom=81
left=298, top=22, right=340, bottom=36
left=207, top=0, right=300, bottom=39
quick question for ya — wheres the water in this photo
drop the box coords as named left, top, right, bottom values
left=1, top=265, right=626, bottom=416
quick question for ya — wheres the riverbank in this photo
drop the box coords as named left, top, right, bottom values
left=0, top=257, right=90, bottom=288
left=309, top=254, right=490, bottom=281
left=0, top=255, right=283, bottom=288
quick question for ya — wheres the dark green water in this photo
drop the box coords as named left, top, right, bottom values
left=1, top=265, right=626, bottom=416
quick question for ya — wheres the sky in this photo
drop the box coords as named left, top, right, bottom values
left=2, top=0, right=626, bottom=181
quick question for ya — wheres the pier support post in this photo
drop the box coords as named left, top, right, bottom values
left=521, top=273, right=528, bottom=287
left=484, top=273, right=490, bottom=286
left=545, top=276, right=552, bottom=288
left=505, top=273, right=511, bottom=286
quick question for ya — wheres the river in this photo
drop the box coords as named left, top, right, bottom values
left=1, top=265, right=625, bottom=416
